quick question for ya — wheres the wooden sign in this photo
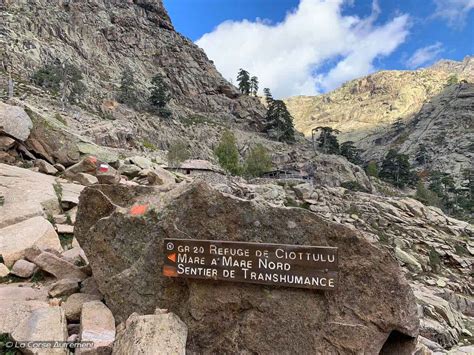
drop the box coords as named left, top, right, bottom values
left=163, top=239, right=338, bottom=290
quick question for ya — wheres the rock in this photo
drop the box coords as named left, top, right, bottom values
left=54, top=163, right=66, bottom=172
left=129, top=156, right=153, bottom=170
left=76, top=143, right=120, bottom=165
left=113, top=310, right=187, bottom=355
left=97, top=166, right=121, bottom=185
left=0, top=102, right=33, bottom=141
left=64, top=156, right=98, bottom=178
left=62, top=293, right=102, bottom=321
left=312, top=154, right=372, bottom=191
left=68, top=323, right=80, bottom=335
left=11, top=307, right=68, bottom=354
left=147, top=167, right=176, bottom=186
left=249, top=183, right=286, bottom=206
left=418, top=335, right=444, bottom=352
left=0, top=164, right=60, bottom=228
left=35, top=159, right=59, bottom=175
left=32, top=251, right=88, bottom=281
left=11, top=259, right=37, bottom=278
left=68, top=334, right=79, bottom=343
left=415, top=288, right=464, bottom=348
left=49, top=279, right=80, bottom=298
left=0, top=136, right=15, bottom=151
left=77, top=301, right=115, bottom=354
left=56, top=224, right=74, bottom=234
left=118, top=163, right=142, bottom=178
left=449, top=345, right=474, bottom=354
left=293, top=183, right=314, bottom=200
left=395, top=247, right=423, bottom=273
left=0, top=283, right=48, bottom=302
left=440, top=291, right=474, bottom=317
left=49, top=298, right=62, bottom=307
left=80, top=277, right=102, bottom=296
left=437, top=279, right=447, bottom=288
left=0, top=262, right=9, bottom=277
left=53, top=214, right=68, bottom=224
left=62, top=247, right=88, bottom=265
left=75, top=182, right=419, bottom=354
left=0, top=216, right=62, bottom=267
left=3, top=1, right=266, bottom=130
left=0, top=150, right=16, bottom=163
left=60, top=182, right=85, bottom=210
left=73, top=173, right=98, bottom=186
left=0, top=284, right=50, bottom=334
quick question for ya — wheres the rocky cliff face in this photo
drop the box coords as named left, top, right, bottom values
left=286, top=57, right=473, bottom=141
left=362, top=83, right=474, bottom=180
left=0, top=0, right=266, bottom=124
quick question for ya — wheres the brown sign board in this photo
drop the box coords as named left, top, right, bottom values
left=163, top=239, right=338, bottom=291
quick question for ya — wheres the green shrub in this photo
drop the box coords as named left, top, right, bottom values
left=243, top=144, right=272, bottom=178
left=142, top=139, right=158, bottom=151
left=446, top=74, right=458, bottom=86
left=215, top=130, right=242, bottom=175
left=415, top=181, right=441, bottom=207
left=366, top=160, right=379, bottom=177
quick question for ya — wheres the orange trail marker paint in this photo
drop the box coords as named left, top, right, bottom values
left=163, top=265, right=178, bottom=277
left=129, top=204, right=149, bottom=216
left=167, top=253, right=176, bottom=262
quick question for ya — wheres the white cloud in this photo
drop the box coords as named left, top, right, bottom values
left=196, top=0, right=410, bottom=98
left=405, top=42, right=444, bottom=69
left=433, top=0, right=474, bottom=28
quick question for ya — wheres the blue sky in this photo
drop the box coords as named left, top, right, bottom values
left=164, top=0, right=474, bottom=97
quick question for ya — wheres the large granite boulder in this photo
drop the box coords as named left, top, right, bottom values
left=0, top=102, right=33, bottom=141
left=113, top=310, right=187, bottom=355
left=75, top=182, right=419, bottom=354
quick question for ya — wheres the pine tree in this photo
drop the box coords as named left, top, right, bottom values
left=149, top=73, right=170, bottom=109
left=265, top=100, right=295, bottom=143
left=379, top=149, right=418, bottom=188
left=244, top=144, right=272, bottom=177
left=117, top=69, right=137, bottom=107
left=250, top=76, right=259, bottom=96
left=215, top=130, right=241, bottom=175
left=237, top=69, right=251, bottom=95
left=340, top=141, right=363, bottom=165
left=315, top=127, right=340, bottom=154
left=263, top=88, right=273, bottom=106
left=32, top=62, right=85, bottom=105
left=415, top=144, right=429, bottom=165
